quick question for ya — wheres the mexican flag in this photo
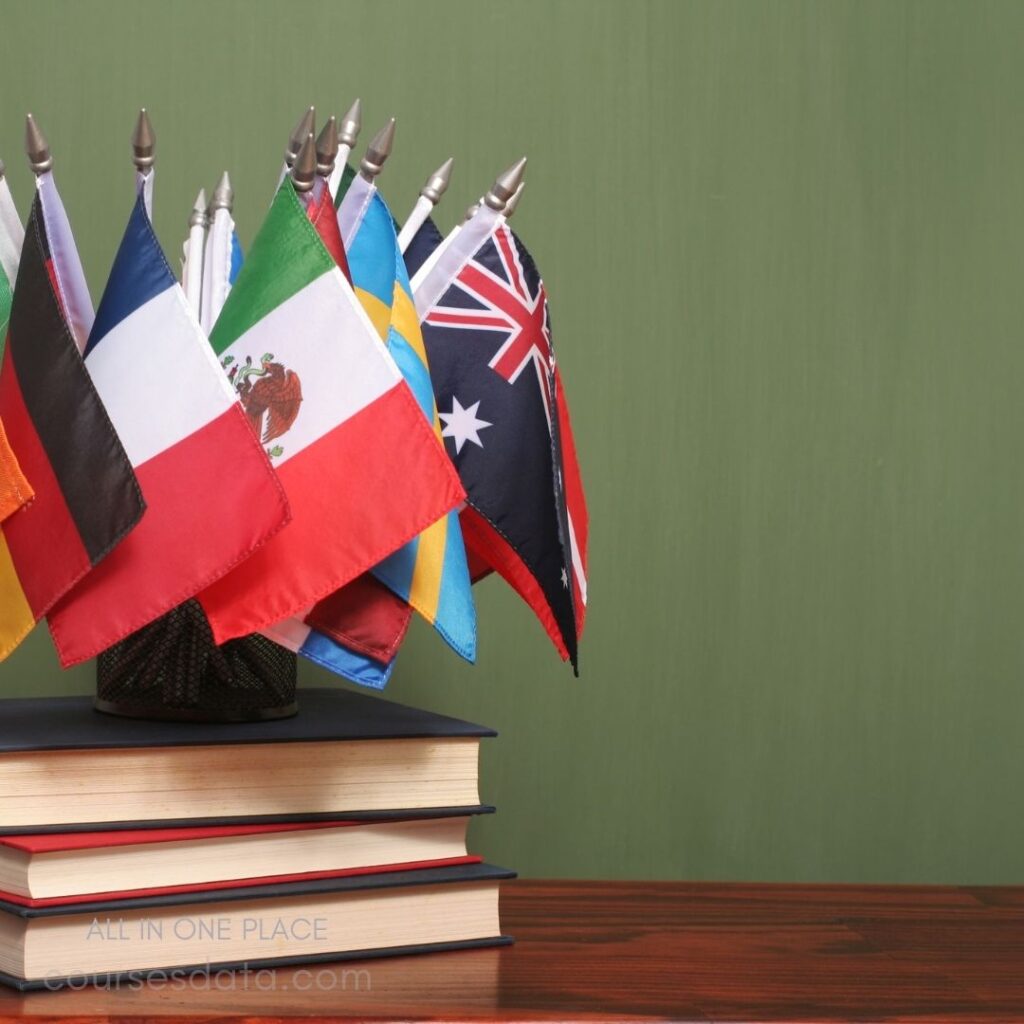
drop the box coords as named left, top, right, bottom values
left=196, top=181, right=464, bottom=643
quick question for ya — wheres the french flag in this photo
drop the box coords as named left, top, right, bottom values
left=46, top=187, right=290, bottom=666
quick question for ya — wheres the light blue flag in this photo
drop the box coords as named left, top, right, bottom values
left=342, top=177, right=477, bottom=663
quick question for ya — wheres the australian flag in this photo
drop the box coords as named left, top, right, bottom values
left=419, top=216, right=589, bottom=670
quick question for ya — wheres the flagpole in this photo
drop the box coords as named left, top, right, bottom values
left=291, top=131, right=318, bottom=194
left=24, top=114, right=52, bottom=175
left=397, top=157, right=454, bottom=254
left=316, top=116, right=339, bottom=181
left=502, top=180, right=526, bottom=219
left=182, top=188, right=207, bottom=317
left=276, top=106, right=315, bottom=190
left=25, top=114, right=95, bottom=351
left=328, top=98, right=361, bottom=200
left=200, top=172, right=234, bottom=333
left=359, top=118, right=396, bottom=183
left=131, top=109, right=155, bottom=218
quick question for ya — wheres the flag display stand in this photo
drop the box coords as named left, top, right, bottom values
left=95, top=600, right=297, bottom=722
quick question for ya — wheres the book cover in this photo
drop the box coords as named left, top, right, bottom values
left=0, top=687, right=495, bottom=753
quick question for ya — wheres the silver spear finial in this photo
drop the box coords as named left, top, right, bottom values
left=359, top=117, right=396, bottom=182
left=132, top=108, right=156, bottom=172
left=421, top=156, right=454, bottom=205
left=25, top=114, right=52, bottom=175
left=484, top=156, right=527, bottom=212
left=211, top=171, right=233, bottom=212
left=316, top=116, right=339, bottom=177
left=285, top=106, right=316, bottom=167
left=502, top=181, right=526, bottom=219
left=291, top=132, right=317, bottom=192
left=338, top=97, right=361, bottom=149
left=189, top=187, right=208, bottom=227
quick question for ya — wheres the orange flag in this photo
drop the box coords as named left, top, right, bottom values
left=0, top=417, right=31, bottom=523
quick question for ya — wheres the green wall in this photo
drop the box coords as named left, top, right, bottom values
left=2, top=0, right=1023, bottom=884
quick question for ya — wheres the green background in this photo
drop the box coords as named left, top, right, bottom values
left=1, top=0, right=1023, bottom=884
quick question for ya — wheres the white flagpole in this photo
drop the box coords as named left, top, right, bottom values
left=397, top=157, right=454, bottom=254
left=200, top=173, right=234, bottom=333
left=328, top=98, right=361, bottom=201
left=182, top=188, right=207, bottom=317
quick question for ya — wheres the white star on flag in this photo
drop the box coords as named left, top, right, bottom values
left=440, top=396, right=492, bottom=454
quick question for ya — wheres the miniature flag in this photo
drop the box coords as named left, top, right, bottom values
left=402, top=214, right=444, bottom=280
left=0, top=175, right=144, bottom=660
left=263, top=574, right=411, bottom=689
left=261, top=181, right=413, bottom=688
left=337, top=173, right=476, bottom=662
left=0, top=175, right=34, bottom=522
left=195, top=181, right=464, bottom=644
left=414, top=206, right=589, bottom=670
left=0, top=417, right=30, bottom=525
left=46, top=187, right=291, bottom=666
left=305, top=180, right=350, bottom=280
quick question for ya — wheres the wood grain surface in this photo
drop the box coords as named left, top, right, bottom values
left=0, top=879, right=1021, bottom=1021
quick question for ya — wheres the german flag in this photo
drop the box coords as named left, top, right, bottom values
left=0, top=188, right=144, bottom=659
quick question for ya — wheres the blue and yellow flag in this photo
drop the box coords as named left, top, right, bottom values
left=341, top=177, right=476, bottom=662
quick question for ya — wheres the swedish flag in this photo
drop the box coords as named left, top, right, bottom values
left=343, top=178, right=476, bottom=662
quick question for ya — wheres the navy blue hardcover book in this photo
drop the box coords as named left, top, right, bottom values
left=0, top=688, right=495, bottom=832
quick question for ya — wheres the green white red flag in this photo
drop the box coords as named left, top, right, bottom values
left=196, top=180, right=464, bottom=643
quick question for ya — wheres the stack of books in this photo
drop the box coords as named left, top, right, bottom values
left=0, top=687, right=512, bottom=989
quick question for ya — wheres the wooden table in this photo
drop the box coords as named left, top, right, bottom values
left=0, top=879, right=1021, bottom=1021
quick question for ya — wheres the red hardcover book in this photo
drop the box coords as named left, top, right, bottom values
left=0, top=815, right=481, bottom=903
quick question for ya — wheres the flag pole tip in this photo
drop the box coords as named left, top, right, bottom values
left=421, top=156, right=454, bottom=204
left=360, top=117, right=396, bottom=181
left=485, top=156, right=527, bottom=211
left=286, top=105, right=316, bottom=167
left=24, top=114, right=52, bottom=175
left=316, top=115, right=339, bottom=176
left=189, top=188, right=208, bottom=227
left=211, top=171, right=233, bottom=211
left=291, top=131, right=317, bottom=192
left=339, top=97, right=362, bottom=147
left=132, top=108, right=155, bottom=172
left=503, top=180, right=526, bottom=219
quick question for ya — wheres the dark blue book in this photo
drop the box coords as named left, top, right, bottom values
left=0, top=688, right=495, bottom=831
left=0, top=861, right=515, bottom=990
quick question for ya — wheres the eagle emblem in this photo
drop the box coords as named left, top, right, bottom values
left=222, top=352, right=302, bottom=459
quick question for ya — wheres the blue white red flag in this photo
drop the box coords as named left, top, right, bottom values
left=47, top=185, right=290, bottom=666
